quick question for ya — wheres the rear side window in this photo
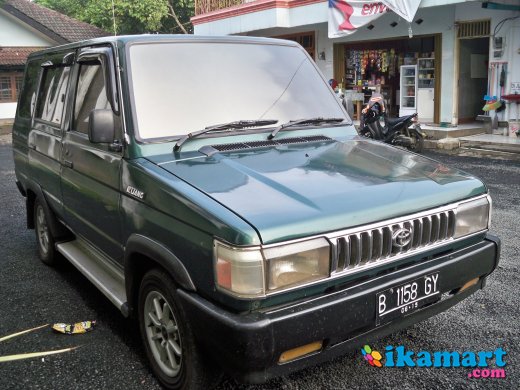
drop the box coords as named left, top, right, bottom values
left=35, top=66, right=70, bottom=125
left=17, top=61, right=40, bottom=118
left=74, top=63, right=110, bottom=134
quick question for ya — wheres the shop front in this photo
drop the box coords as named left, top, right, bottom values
left=334, top=34, right=441, bottom=123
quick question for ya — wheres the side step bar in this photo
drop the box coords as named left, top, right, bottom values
left=56, top=240, right=128, bottom=315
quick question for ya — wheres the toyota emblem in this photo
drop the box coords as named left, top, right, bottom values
left=392, top=227, right=412, bottom=248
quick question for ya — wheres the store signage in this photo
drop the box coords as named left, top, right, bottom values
left=511, top=82, right=520, bottom=93
left=328, top=0, right=421, bottom=38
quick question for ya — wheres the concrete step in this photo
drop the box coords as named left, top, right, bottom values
left=459, top=141, right=520, bottom=154
left=459, top=134, right=520, bottom=153
left=453, top=134, right=520, bottom=159
left=422, top=126, right=485, bottom=140
left=456, top=146, right=520, bottom=161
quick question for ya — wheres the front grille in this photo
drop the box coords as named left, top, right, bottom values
left=333, top=210, right=456, bottom=274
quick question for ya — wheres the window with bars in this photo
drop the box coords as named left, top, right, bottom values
left=0, top=72, right=24, bottom=102
left=457, top=20, right=490, bottom=39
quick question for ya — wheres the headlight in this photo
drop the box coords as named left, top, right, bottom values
left=264, top=238, right=330, bottom=292
left=214, top=238, right=331, bottom=298
left=454, top=196, right=490, bottom=238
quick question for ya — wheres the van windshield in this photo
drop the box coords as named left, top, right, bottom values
left=128, top=41, right=348, bottom=141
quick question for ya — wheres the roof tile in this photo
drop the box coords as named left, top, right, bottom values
left=0, top=46, right=45, bottom=66
left=4, top=0, right=109, bottom=43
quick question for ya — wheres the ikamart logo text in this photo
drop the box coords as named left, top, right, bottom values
left=361, top=345, right=507, bottom=379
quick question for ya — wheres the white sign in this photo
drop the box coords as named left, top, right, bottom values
left=329, top=1, right=389, bottom=38
left=328, top=0, right=421, bottom=38
left=511, top=82, right=520, bottom=93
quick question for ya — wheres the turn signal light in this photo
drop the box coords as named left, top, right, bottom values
left=459, top=277, right=479, bottom=292
left=278, top=341, right=323, bottom=364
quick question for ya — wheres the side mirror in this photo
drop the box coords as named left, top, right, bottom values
left=88, top=109, right=115, bottom=144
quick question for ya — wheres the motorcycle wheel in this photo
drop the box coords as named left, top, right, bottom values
left=408, top=129, right=424, bottom=153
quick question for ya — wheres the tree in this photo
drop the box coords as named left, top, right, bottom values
left=36, top=0, right=194, bottom=35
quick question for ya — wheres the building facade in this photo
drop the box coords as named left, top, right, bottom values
left=192, top=0, right=520, bottom=125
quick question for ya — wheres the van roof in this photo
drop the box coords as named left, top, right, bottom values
left=27, top=34, right=300, bottom=59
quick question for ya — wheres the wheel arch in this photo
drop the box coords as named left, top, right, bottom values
left=25, top=182, right=66, bottom=237
left=26, top=188, right=36, bottom=229
left=124, top=234, right=196, bottom=316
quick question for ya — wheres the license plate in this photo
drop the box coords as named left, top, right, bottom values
left=376, top=273, right=440, bottom=325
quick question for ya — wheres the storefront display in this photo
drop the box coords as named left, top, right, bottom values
left=340, top=35, right=439, bottom=121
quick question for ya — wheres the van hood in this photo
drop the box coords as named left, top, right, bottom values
left=150, top=138, right=486, bottom=244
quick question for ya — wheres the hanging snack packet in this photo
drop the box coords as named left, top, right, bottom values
left=52, top=321, right=96, bottom=335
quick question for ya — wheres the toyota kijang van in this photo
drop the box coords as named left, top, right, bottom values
left=13, top=35, right=500, bottom=389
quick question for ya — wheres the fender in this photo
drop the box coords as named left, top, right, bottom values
left=124, top=234, right=196, bottom=309
left=24, top=180, right=67, bottom=238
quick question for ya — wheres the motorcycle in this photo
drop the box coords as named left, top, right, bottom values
left=358, top=95, right=425, bottom=153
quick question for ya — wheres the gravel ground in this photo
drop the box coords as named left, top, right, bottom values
left=0, top=140, right=518, bottom=390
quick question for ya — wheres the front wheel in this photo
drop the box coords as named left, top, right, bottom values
left=408, top=128, right=424, bottom=153
left=138, top=269, right=219, bottom=390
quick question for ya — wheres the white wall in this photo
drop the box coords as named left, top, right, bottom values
left=193, top=3, right=327, bottom=36
left=0, top=11, right=54, bottom=46
left=455, top=2, right=520, bottom=121
left=0, top=103, right=17, bottom=120
left=0, top=10, right=54, bottom=120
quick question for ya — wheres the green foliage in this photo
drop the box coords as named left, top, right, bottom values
left=36, top=0, right=194, bottom=35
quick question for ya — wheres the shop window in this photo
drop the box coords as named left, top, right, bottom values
left=0, top=72, right=24, bottom=103
left=341, top=35, right=439, bottom=119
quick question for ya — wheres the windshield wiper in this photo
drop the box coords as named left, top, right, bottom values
left=267, top=117, right=345, bottom=140
left=174, top=119, right=278, bottom=151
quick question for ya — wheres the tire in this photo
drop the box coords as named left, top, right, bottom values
left=34, top=197, right=59, bottom=266
left=408, top=129, right=424, bottom=153
left=138, top=269, right=219, bottom=390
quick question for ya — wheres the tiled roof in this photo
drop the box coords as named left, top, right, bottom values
left=2, top=0, right=109, bottom=44
left=0, top=46, right=45, bottom=66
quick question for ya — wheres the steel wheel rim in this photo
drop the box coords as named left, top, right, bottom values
left=36, top=205, right=50, bottom=256
left=144, top=291, right=182, bottom=377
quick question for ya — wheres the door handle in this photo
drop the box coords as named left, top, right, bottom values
left=63, top=160, right=73, bottom=169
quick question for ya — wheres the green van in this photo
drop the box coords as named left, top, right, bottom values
left=13, top=35, right=500, bottom=389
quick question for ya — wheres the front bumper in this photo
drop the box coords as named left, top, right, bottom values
left=179, top=234, right=500, bottom=384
